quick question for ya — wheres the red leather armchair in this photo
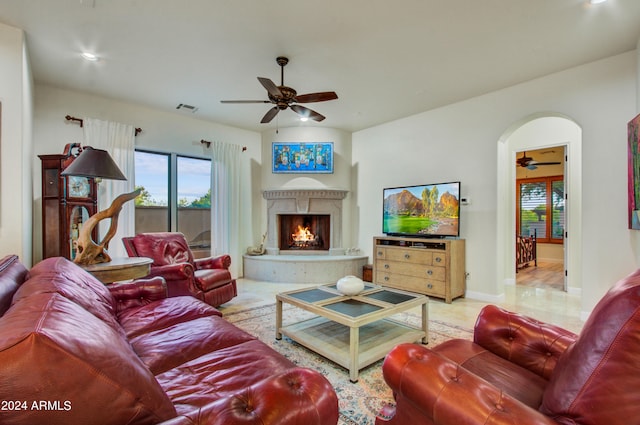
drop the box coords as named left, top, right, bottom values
left=123, top=232, right=237, bottom=307
left=377, top=269, right=640, bottom=425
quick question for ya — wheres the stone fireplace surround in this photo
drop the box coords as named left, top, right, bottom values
left=264, top=188, right=347, bottom=255
left=243, top=188, right=368, bottom=283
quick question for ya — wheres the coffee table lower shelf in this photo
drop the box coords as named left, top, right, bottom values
left=278, top=316, right=426, bottom=382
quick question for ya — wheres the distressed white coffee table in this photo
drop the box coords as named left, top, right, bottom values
left=276, top=283, right=428, bottom=382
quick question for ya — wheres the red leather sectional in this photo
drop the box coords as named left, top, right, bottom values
left=0, top=255, right=338, bottom=425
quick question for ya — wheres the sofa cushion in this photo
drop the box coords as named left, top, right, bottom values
left=0, top=292, right=176, bottom=425
left=12, top=257, right=124, bottom=337
left=0, top=255, right=27, bottom=316
left=156, top=339, right=297, bottom=415
left=540, top=269, right=640, bottom=424
left=130, top=314, right=257, bottom=375
left=118, top=295, right=223, bottom=339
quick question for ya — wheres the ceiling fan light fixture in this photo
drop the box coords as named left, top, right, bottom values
left=300, top=116, right=309, bottom=122
left=81, top=52, right=99, bottom=61
left=589, top=0, right=607, bottom=4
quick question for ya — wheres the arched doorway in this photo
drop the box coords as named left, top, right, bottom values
left=496, top=114, right=582, bottom=294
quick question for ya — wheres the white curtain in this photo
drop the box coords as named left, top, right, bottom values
left=83, top=118, right=136, bottom=258
left=210, top=141, right=242, bottom=277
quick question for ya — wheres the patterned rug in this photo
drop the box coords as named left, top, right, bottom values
left=224, top=303, right=473, bottom=425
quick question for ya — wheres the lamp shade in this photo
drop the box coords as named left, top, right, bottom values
left=61, top=146, right=126, bottom=180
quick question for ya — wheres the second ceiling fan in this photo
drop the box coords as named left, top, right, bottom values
left=221, top=56, right=338, bottom=124
left=517, top=151, right=561, bottom=170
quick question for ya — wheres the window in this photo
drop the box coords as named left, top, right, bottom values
left=517, top=176, right=564, bottom=244
left=134, top=150, right=211, bottom=254
left=134, top=151, right=169, bottom=232
left=177, top=156, right=211, bottom=256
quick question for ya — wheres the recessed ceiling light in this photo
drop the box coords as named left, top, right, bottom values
left=81, top=52, right=99, bottom=61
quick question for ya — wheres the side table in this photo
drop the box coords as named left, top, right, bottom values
left=81, top=257, right=152, bottom=284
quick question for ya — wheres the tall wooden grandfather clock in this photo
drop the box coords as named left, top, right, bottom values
left=39, top=143, right=98, bottom=260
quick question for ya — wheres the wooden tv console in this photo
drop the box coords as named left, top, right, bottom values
left=373, top=236, right=465, bottom=303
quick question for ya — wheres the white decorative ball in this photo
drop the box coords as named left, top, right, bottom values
left=336, top=275, right=365, bottom=296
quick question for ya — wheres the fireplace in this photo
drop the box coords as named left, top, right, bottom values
left=279, top=214, right=330, bottom=251
left=263, top=188, right=348, bottom=255
left=244, top=188, right=368, bottom=283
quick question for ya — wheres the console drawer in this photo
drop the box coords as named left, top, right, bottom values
left=377, top=272, right=446, bottom=296
left=376, top=260, right=445, bottom=281
left=384, top=249, right=433, bottom=265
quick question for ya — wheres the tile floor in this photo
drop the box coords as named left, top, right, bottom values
left=219, top=272, right=584, bottom=335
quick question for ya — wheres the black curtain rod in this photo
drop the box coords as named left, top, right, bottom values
left=65, top=115, right=142, bottom=136
left=200, top=139, right=247, bottom=152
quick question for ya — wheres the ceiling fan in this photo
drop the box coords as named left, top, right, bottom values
left=517, top=152, right=561, bottom=170
left=220, top=56, right=338, bottom=124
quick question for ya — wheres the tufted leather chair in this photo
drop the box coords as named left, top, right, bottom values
left=376, top=269, right=640, bottom=425
left=123, top=232, right=237, bottom=307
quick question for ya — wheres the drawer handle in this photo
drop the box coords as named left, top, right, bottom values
left=404, top=253, right=410, bottom=259
left=384, top=276, right=389, bottom=281
left=427, top=283, right=433, bottom=289
left=435, top=257, right=442, bottom=263
left=384, top=264, right=390, bottom=269
left=426, top=270, right=433, bottom=276
left=377, top=251, right=383, bottom=256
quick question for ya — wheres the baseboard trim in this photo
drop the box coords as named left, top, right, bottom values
left=465, top=290, right=506, bottom=303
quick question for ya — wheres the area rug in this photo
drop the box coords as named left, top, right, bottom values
left=224, top=303, right=473, bottom=425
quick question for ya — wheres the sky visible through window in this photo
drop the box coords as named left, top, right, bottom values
left=135, top=151, right=211, bottom=206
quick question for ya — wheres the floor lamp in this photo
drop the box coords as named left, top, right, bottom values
left=61, top=146, right=141, bottom=265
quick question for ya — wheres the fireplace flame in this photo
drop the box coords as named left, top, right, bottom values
left=292, top=225, right=315, bottom=242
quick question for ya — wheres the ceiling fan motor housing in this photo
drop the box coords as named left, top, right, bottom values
left=268, top=86, right=297, bottom=105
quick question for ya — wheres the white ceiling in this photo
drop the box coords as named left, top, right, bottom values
left=1, top=0, right=639, bottom=132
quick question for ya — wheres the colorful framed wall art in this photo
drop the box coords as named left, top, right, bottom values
left=628, top=113, right=640, bottom=229
left=272, top=142, right=334, bottom=174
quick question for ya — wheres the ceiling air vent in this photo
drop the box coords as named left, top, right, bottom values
left=176, top=103, right=199, bottom=113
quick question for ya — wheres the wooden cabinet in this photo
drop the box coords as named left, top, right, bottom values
left=39, top=143, right=98, bottom=260
left=373, top=236, right=465, bottom=303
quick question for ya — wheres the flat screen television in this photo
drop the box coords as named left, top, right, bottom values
left=382, top=181, right=461, bottom=238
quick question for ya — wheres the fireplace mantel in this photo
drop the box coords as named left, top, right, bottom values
left=263, top=188, right=348, bottom=255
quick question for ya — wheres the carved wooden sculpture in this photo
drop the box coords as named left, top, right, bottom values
left=73, top=189, right=141, bottom=265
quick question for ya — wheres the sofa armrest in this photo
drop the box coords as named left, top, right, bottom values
left=474, top=305, right=578, bottom=379
left=194, top=254, right=231, bottom=270
left=159, top=367, right=338, bottom=425
left=108, top=276, right=168, bottom=312
left=148, top=263, right=195, bottom=281
left=378, top=343, right=559, bottom=425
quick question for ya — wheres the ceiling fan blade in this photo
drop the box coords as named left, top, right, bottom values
left=220, top=100, right=270, bottom=104
left=295, top=91, right=338, bottom=103
left=261, top=106, right=280, bottom=123
left=258, top=77, right=283, bottom=98
left=530, top=161, right=561, bottom=166
left=290, top=104, right=326, bottom=122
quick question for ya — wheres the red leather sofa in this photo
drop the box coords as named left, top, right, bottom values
left=377, top=269, right=640, bottom=425
left=123, top=232, right=237, bottom=307
left=0, top=255, right=338, bottom=425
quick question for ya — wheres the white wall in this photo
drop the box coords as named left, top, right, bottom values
left=353, top=51, right=638, bottom=316
left=0, top=23, right=33, bottom=264
left=32, top=84, right=261, bottom=276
